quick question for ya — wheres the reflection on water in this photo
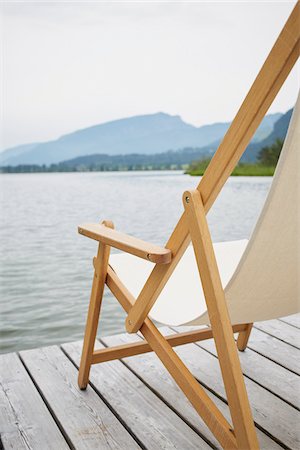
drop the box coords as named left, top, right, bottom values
left=0, top=171, right=272, bottom=353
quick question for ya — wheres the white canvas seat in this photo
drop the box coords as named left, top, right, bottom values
left=111, top=92, right=300, bottom=328
left=110, top=240, right=248, bottom=326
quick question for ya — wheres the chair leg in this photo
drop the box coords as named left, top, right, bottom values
left=237, top=323, right=253, bottom=351
left=184, top=190, right=259, bottom=450
left=78, top=221, right=113, bottom=390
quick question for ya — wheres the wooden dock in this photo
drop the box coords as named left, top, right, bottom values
left=1, top=315, right=299, bottom=449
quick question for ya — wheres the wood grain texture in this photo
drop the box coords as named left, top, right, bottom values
left=237, top=323, right=253, bottom=351
left=63, top=340, right=212, bottom=450
left=91, top=324, right=246, bottom=364
left=254, top=319, right=300, bottom=349
left=102, top=331, right=282, bottom=450
left=196, top=332, right=300, bottom=410
left=1, top=317, right=299, bottom=449
left=20, top=345, right=140, bottom=450
left=170, top=330, right=300, bottom=449
left=78, top=223, right=171, bottom=264
left=183, top=189, right=259, bottom=449
left=280, top=314, right=300, bottom=328
left=247, top=327, right=300, bottom=375
left=78, top=221, right=112, bottom=389
left=0, top=352, right=69, bottom=450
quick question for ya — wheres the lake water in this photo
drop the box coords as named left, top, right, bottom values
left=0, top=171, right=272, bottom=353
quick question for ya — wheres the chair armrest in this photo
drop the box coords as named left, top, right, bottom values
left=78, top=223, right=172, bottom=264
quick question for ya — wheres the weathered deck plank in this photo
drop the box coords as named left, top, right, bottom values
left=102, top=332, right=282, bottom=450
left=280, top=314, right=300, bottom=329
left=62, top=340, right=213, bottom=450
left=196, top=331, right=300, bottom=409
left=247, top=327, right=300, bottom=374
left=254, top=319, right=300, bottom=349
left=20, top=345, right=141, bottom=450
left=168, top=327, right=299, bottom=448
left=0, top=352, right=69, bottom=450
left=1, top=315, right=299, bottom=449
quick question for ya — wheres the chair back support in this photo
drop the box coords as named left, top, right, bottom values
left=196, top=92, right=300, bottom=325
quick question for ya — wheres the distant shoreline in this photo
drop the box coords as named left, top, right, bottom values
left=0, top=166, right=275, bottom=176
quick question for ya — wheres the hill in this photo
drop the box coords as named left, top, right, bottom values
left=241, top=108, right=293, bottom=162
left=0, top=111, right=281, bottom=166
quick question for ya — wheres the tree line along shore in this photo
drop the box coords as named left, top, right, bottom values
left=0, top=139, right=283, bottom=176
left=186, top=138, right=282, bottom=176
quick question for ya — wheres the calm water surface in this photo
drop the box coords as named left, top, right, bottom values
left=0, top=171, right=272, bottom=353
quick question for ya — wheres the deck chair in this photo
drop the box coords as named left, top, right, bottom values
left=77, top=4, right=300, bottom=449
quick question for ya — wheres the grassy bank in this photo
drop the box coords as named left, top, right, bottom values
left=186, top=161, right=275, bottom=177
left=186, top=139, right=282, bottom=176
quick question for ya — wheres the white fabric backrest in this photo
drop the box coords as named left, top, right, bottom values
left=196, top=92, right=300, bottom=326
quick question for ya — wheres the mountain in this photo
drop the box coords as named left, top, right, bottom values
left=250, top=112, right=282, bottom=142
left=0, top=142, right=41, bottom=164
left=241, top=108, right=293, bottom=162
left=0, top=111, right=281, bottom=166
left=57, top=107, right=290, bottom=170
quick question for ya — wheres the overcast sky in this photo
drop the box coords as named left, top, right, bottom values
left=1, top=1, right=299, bottom=151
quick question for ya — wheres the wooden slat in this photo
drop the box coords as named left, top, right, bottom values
left=164, top=329, right=300, bottom=449
left=0, top=352, right=69, bottom=450
left=195, top=332, right=300, bottom=410
left=125, top=2, right=300, bottom=334
left=92, top=324, right=246, bottom=364
left=1, top=311, right=300, bottom=450
left=63, top=340, right=213, bottom=450
left=20, top=345, right=140, bottom=450
left=254, top=319, right=300, bottom=349
left=78, top=223, right=172, bottom=264
left=248, top=327, right=300, bottom=374
left=280, top=313, right=300, bottom=329
left=102, top=331, right=283, bottom=450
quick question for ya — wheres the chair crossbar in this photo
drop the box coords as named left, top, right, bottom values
left=92, top=324, right=247, bottom=364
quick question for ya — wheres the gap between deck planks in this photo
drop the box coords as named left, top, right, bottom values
left=0, top=352, right=70, bottom=450
left=100, top=333, right=283, bottom=449
left=172, top=324, right=300, bottom=410
left=279, top=315, right=300, bottom=329
left=19, top=346, right=142, bottom=450
left=62, top=340, right=213, bottom=450
left=0, top=315, right=299, bottom=450
left=254, top=319, right=300, bottom=349
left=101, top=325, right=299, bottom=449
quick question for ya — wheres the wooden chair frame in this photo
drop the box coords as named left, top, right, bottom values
left=77, top=4, right=300, bottom=449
